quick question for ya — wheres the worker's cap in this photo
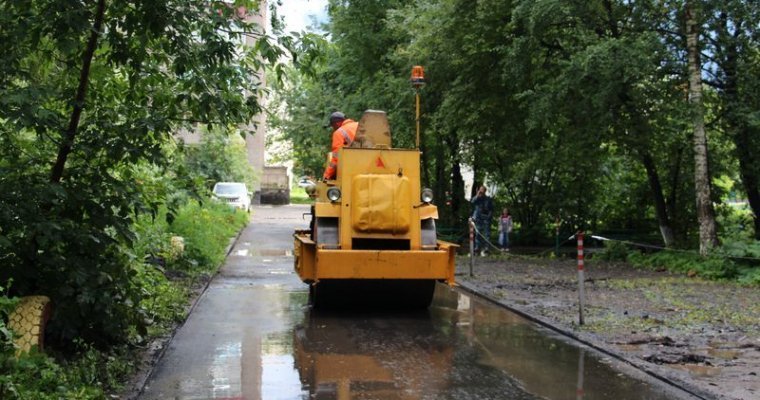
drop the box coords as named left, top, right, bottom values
left=326, top=111, right=345, bottom=127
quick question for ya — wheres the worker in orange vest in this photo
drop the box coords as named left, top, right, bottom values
left=323, top=111, right=358, bottom=180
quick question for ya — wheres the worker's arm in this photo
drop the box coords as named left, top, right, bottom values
left=323, top=131, right=343, bottom=180
left=330, top=130, right=345, bottom=153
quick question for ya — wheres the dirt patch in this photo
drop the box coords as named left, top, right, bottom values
left=456, top=254, right=760, bottom=400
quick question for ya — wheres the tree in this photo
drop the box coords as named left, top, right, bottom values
left=274, top=0, right=748, bottom=253
left=686, top=1, right=720, bottom=254
left=702, top=0, right=760, bottom=239
left=0, top=0, right=288, bottom=344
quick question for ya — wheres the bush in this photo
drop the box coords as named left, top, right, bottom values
left=289, top=186, right=311, bottom=205
left=716, top=238, right=760, bottom=259
left=182, top=127, right=257, bottom=193
left=0, top=286, right=18, bottom=355
left=0, top=197, right=249, bottom=399
left=628, top=250, right=739, bottom=280
left=595, top=240, right=630, bottom=261
left=738, top=267, right=760, bottom=286
left=0, top=344, right=136, bottom=400
left=169, top=200, right=249, bottom=273
left=130, top=200, right=248, bottom=334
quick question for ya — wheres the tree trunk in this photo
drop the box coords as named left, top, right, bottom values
left=447, top=135, right=465, bottom=225
left=715, top=13, right=760, bottom=240
left=50, top=0, right=107, bottom=183
left=735, top=128, right=760, bottom=240
left=666, top=142, right=686, bottom=242
left=686, top=2, right=719, bottom=255
left=641, top=152, right=676, bottom=247
left=433, top=140, right=447, bottom=219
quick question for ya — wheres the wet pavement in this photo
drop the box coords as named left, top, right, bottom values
left=138, top=205, right=697, bottom=400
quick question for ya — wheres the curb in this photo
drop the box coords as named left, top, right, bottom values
left=455, top=280, right=713, bottom=400
left=122, top=225, right=247, bottom=400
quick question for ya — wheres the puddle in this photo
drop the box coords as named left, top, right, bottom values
left=670, top=363, right=722, bottom=378
left=290, top=286, right=691, bottom=400
left=231, top=248, right=293, bottom=257
left=268, top=270, right=293, bottom=275
left=241, top=249, right=294, bottom=257
left=142, top=282, right=693, bottom=400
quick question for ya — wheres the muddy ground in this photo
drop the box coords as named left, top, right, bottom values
left=456, top=253, right=760, bottom=400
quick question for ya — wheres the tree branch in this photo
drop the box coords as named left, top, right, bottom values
left=50, top=0, right=107, bottom=183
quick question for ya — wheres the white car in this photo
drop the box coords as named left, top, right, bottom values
left=212, top=182, right=251, bottom=212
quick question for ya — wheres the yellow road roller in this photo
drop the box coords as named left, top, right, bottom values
left=293, top=110, right=457, bottom=308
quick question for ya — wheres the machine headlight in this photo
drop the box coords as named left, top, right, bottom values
left=421, top=188, right=434, bottom=203
left=327, top=187, right=342, bottom=202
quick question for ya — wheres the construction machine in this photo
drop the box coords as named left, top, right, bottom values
left=293, top=107, right=458, bottom=308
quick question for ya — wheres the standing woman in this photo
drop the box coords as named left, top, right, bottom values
left=498, top=208, right=513, bottom=251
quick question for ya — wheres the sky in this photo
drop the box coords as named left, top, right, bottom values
left=277, top=0, right=328, bottom=33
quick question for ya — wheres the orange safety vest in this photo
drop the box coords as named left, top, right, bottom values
left=323, top=119, right=358, bottom=180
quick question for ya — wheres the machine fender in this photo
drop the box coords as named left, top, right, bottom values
left=418, top=204, right=439, bottom=220
left=315, top=202, right=341, bottom=217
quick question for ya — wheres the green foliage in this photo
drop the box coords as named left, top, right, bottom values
left=182, top=126, right=258, bottom=192
left=0, top=343, right=137, bottom=400
left=0, top=0, right=309, bottom=394
left=0, top=197, right=248, bottom=398
left=131, top=200, right=248, bottom=334
left=713, top=237, right=760, bottom=286
left=0, top=286, right=18, bottom=354
left=0, top=0, right=293, bottom=347
left=170, top=201, right=249, bottom=272
left=717, top=239, right=760, bottom=259
left=738, top=268, right=760, bottom=286
left=716, top=202, right=756, bottom=242
left=0, top=352, right=103, bottom=399
left=628, top=251, right=739, bottom=281
left=272, top=0, right=760, bottom=250
left=289, top=186, right=312, bottom=205
left=132, top=263, right=188, bottom=335
left=596, top=240, right=630, bottom=262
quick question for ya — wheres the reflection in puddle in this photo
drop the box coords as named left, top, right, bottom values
left=232, top=248, right=294, bottom=257
left=290, top=285, right=687, bottom=400
left=166, top=284, right=688, bottom=400
left=200, top=296, right=308, bottom=400
left=257, top=249, right=293, bottom=257
left=293, top=310, right=461, bottom=400
left=268, top=270, right=293, bottom=275
left=261, top=332, right=306, bottom=399
left=209, top=342, right=243, bottom=399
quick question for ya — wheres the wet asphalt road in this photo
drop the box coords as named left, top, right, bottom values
left=138, top=205, right=696, bottom=400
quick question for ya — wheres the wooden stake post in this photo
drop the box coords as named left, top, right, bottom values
left=577, top=231, right=585, bottom=325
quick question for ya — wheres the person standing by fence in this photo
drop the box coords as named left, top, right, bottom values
left=498, top=208, right=513, bottom=251
left=471, top=185, right=494, bottom=256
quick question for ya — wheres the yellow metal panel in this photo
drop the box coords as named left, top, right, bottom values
left=338, top=148, right=422, bottom=249
left=418, top=204, right=439, bottom=220
left=315, top=202, right=341, bottom=217
left=314, top=247, right=456, bottom=283
left=352, top=110, right=392, bottom=148
left=351, top=174, right=411, bottom=234
left=438, top=241, right=458, bottom=284
left=294, top=231, right=316, bottom=282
